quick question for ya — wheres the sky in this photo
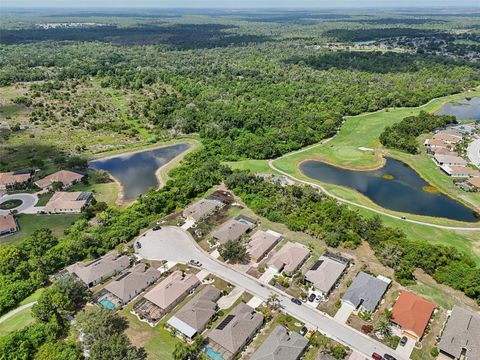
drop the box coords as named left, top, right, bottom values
left=3, top=0, right=480, bottom=9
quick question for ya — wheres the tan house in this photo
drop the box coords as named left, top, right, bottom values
left=433, top=154, right=467, bottom=167
left=441, top=165, right=480, bottom=177
left=66, top=251, right=130, bottom=288
left=207, top=303, right=264, bottom=359
left=0, top=170, right=33, bottom=190
left=212, top=219, right=251, bottom=244
left=305, top=254, right=348, bottom=296
left=247, top=230, right=282, bottom=262
left=167, top=285, right=221, bottom=339
left=267, top=242, right=310, bottom=275
left=468, top=177, right=480, bottom=188
left=136, top=271, right=200, bottom=324
left=433, top=132, right=462, bottom=144
left=102, top=263, right=161, bottom=305
left=35, top=170, right=85, bottom=189
left=44, top=191, right=92, bottom=213
left=183, top=198, right=224, bottom=222
left=0, top=215, right=18, bottom=236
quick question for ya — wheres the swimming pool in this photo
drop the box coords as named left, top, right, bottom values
left=99, top=298, right=116, bottom=310
left=204, top=347, right=225, bottom=360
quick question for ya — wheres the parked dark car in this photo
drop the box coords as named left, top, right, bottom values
left=152, top=226, right=161, bottom=231
left=299, top=326, right=308, bottom=336
left=189, top=259, right=201, bottom=267
left=291, top=298, right=302, bottom=305
left=400, top=336, right=408, bottom=346
left=384, top=354, right=396, bottom=360
left=135, top=242, right=141, bottom=249
left=308, top=293, right=316, bottom=302
left=372, top=353, right=383, bottom=360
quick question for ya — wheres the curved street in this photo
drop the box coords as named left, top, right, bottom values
left=0, top=193, right=38, bottom=216
left=136, top=226, right=407, bottom=360
left=467, top=136, right=480, bottom=167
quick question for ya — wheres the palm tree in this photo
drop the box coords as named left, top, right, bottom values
left=374, top=318, right=392, bottom=338
left=267, top=293, right=280, bottom=310
left=172, top=343, right=191, bottom=360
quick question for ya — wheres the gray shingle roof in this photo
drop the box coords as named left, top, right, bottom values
left=208, top=303, right=264, bottom=355
left=168, top=285, right=221, bottom=336
left=305, top=255, right=347, bottom=294
left=183, top=199, right=224, bottom=221
left=251, top=325, right=309, bottom=360
left=212, top=219, right=251, bottom=244
left=342, top=272, right=389, bottom=312
left=438, top=306, right=480, bottom=360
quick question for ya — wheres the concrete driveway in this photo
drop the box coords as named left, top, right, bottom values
left=136, top=226, right=407, bottom=360
left=0, top=193, right=38, bottom=215
left=334, top=302, right=355, bottom=323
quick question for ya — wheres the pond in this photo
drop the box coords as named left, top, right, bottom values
left=436, top=97, right=480, bottom=120
left=300, top=158, right=479, bottom=222
left=89, top=143, right=190, bottom=201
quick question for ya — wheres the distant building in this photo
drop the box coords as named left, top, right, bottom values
left=433, top=154, right=467, bottom=167
left=0, top=170, right=33, bottom=190
left=267, top=242, right=310, bottom=275
left=438, top=306, right=480, bottom=360
left=468, top=177, right=480, bottom=189
left=441, top=165, right=480, bottom=178
left=251, top=325, right=309, bottom=360
left=391, top=291, right=435, bottom=340
left=183, top=198, right=224, bottom=222
left=167, top=285, right=221, bottom=339
left=35, top=170, right=85, bottom=189
left=206, top=303, right=264, bottom=359
left=212, top=219, right=252, bottom=244
left=44, top=191, right=92, bottom=213
left=101, top=263, right=161, bottom=306
left=67, top=251, right=130, bottom=288
left=247, top=230, right=282, bottom=262
left=433, top=132, right=462, bottom=144
left=341, top=272, right=390, bottom=313
left=0, top=215, right=18, bottom=236
left=305, top=254, right=348, bottom=297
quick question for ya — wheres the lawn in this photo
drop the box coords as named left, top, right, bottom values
left=35, top=192, right=53, bottom=206
left=0, top=308, right=34, bottom=337
left=1, top=213, right=79, bottom=245
left=226, top=159, right=272, bottom=174
left=69, top=181, right=119, bottom=206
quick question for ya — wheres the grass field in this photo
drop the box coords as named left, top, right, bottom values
left=1, top=214, right=79, bottom=245
left=0, top=308, right=34, bottom=337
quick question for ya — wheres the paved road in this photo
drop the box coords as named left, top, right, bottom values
left=0, top=193, right=38, bottom=216
left=0, top=302, right=36, bottom=324
left=136, top=226, right=406, bottom=360
left=467, top=136, right=480, bottom=167
left=268, top=160, right=480, bottom=231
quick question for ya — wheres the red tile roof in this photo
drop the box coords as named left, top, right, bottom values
left=391, top=291, right=435, bottom=339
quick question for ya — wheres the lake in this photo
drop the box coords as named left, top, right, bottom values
left=436, top=97, right=480, bottom=120
left=89, top=143, right=190, bottom=201
left=300, top=158, right=478, bottom=222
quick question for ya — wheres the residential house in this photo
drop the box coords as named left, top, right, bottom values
left=247, top=230, right=282, bottom=262
left=212, top=219, right=252, bottom=244
left=267, top=242, right=310, bottom=275
left=341, top=272, right=390, bottom=312
left=432, top=147, right=457, bottom=156
left=167, top=285, right=221, bottom=339
left=250, top=325, right=309, bottom=360
left=424, top=138, right=448, bottom=149
left=440, top=165, right=480, bottom=178
left=468, top=177, right=480, bottom=189
left=432, top=132, right=462, bottom=144
left=0, top=170, right=33, bottom=190
left=66, top=251, right=130, bottom=288
left=433, top=154, right=467, bottom=167
left=438, top=306, right=480, bottom=360
left=35, top=170, right=85, bottom=189
left=391, top=291, right=435, bottom=340
left=206, top=303, right=264, bottom=360
left=183, top=198, right=224, bottom=222
left=305, top=254, right=348, bottom=297
left=136, top=271, right=200, bottom=324
left=44, top=191, right=92, bottom=213
left=0, top=215, right=18, bottom=236
left=101, top=263, right=161, bottom=306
